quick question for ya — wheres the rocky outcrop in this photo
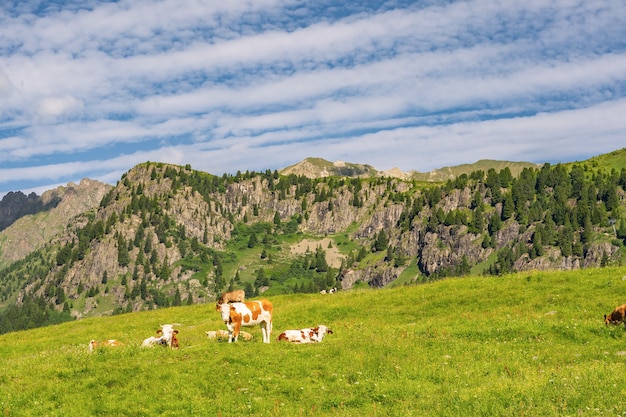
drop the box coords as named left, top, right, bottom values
left=0, top=179, right=112, bottom=265
left=0, top=191, right=44, bottom=231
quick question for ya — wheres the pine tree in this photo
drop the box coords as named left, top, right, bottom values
left=117, top=234, right=130, bottom=267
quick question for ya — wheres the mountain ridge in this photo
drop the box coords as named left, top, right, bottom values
left=0, top=149, right=625, bottom=329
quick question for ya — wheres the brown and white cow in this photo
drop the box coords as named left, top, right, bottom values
left=217, top=289, right=245, bottom=305
left=89, top=339, right=124, bottom=353
left=604, top=304, right=626, bottom=325
left=277, top=325, right=333, bottom=343
left=218, top=300, right=273, bottom=343
left=156, top=324, right=179, bottom=349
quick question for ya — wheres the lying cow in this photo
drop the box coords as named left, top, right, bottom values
left=218, top=299, right=273, bottom=343
left=604, top=304, right=626, bottom=325
left=141, top=336, right=167, bottom=348
left=147, top=324, right=179, bottom=349
left=206, top=329, right=253, bottom=341
left=217, top=289, right=245, bottom=305
left=277, top=325, right=333, bottom=344
left=89, top=339, right=124, bottom=353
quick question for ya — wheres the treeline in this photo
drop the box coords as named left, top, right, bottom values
left=414, top=164, right=626, bottom=277
left=0, top=294, right=74, bottom=334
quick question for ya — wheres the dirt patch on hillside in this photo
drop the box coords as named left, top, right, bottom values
left=290, top=238, right=344, bottom=269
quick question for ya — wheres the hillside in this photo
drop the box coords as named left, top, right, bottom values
left=2, top=267, right=626, bottom=415
left=412, top=159, right=541, bottom=182
left=0, top=179, right=112, bottom=266
left=0, top=150, right=625, bottom=330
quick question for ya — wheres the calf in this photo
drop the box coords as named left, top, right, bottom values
left=604, top=304, right=626, bottom=325
left=217, top=289, right=245, bottom=305
left=89, top=339, right=123, bottom=353
left=156, top=324, right=180, bottom=349
left=218, top=299, right=273, bottom=343
left=206, top=329, right=253, bottom=341
left=277, top=325, right=333, bottom=343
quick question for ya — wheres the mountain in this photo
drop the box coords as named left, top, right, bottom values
left=0, top=150, right=625, bottom=331
left=0, top=179, right=112, bottom=266
left=280, top=157, right=378, bottom=178
left=280, top=156, right=540, bottom=182
left=0, top=191, right=43, bottom=232
left=410, top=159, right=541, bottom=182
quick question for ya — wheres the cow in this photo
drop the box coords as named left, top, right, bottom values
left=206, top=329, right=253, bottom=341
left=206, top=329, right=230, bottom=340
left=218, top=299, right=273, bottom=343
left=89, top=339, right=123, bottom=353
left=141, top=336, right=167, bottom=348
left=604, top=304, right=626, bottom=325
left=217, top=289, right=245, bottom=305
left=277, top=325, right=333, bottom=344
left=156, top=324, right=179, bottom=349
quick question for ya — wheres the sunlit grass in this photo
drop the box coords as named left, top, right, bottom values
left=2, top=267, right=626, bottom=415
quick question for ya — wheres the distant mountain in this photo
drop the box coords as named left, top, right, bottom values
left=0, top=191, right=44, bottom=232
left=410, top=159, right=541, bottom=182
left=280, top=157, right=378, bottom=178
left=0, top=179, right=112, bottom=266
left=280, top=157, right=540, bottom=182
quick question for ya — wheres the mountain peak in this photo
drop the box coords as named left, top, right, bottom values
left=279, top=157, right=378, bottom=178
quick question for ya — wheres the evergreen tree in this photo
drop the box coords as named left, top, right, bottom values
left=374, top=230, right=389, bottom=252
left=117, top=234, right=130, bottom=267
left=248, top=232, right=258, bottom=248
left=315, top=246, right=329, bottom=272
left=501, top=192, right=514, bottom=220
left=172, top=288, right=182, bottom=306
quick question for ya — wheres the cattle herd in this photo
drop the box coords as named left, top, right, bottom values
left=88, top=290, right=334, bottom=352
left=89, top=292, right=626, bottom=352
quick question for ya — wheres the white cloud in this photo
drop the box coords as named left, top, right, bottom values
left=0, top=0, right=625, bottom=198
left=37, top=95, right=84, bottom=118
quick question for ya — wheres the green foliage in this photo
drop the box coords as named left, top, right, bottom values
left=0, top=295, right=74, bottom=334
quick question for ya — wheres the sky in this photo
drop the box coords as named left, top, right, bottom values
left=1, top=0, right=626, bottom=199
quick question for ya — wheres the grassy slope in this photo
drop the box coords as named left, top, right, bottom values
left=2, top=266, right=626, bottom=416
left=567, top=148, right=626, bottom=173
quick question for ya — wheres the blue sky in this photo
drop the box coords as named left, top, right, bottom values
left=1, top=0, right=625, bottom=199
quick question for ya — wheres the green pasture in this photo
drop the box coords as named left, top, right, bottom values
left=2, top=267, right=626, bottom=416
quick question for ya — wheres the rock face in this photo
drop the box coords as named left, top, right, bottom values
left=0, top=179, right=113, bottom=265
left=0, top=191, right=44, bottom=231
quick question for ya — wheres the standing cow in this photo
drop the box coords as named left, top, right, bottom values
left=218, top=300, right=273, bottom=343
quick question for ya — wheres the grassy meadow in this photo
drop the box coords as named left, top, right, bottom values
left=2, top=267, right=626, bottom=416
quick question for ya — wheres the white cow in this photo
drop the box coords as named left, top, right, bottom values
left=218, top=300, right=273, bottom=343
left=141, top=336, right=166, bottom=347
left=277, top=325, right=333, bottom=343
left=156, top=324, right=179, bottom=348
